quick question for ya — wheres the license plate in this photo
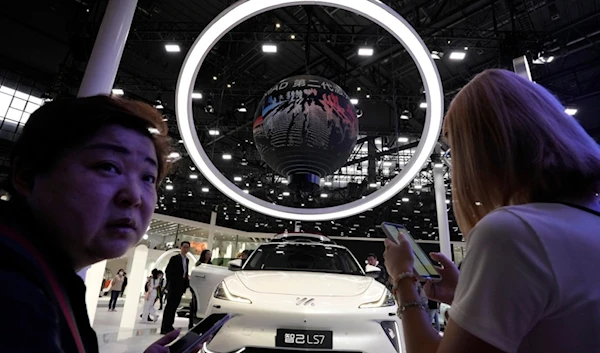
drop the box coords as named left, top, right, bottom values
left=276, top=329, right=333, bottom=349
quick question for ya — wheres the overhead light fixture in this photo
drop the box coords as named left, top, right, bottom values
left=237, top=104, right=248, bottom=113
left=262, top=44, right=277, bottom=53
left=165, top=185, right=174, bottom=191
left=431, top=50, right=442, bottom=60
left=222, top=154, right=232, bottom=160
left=366, top=94, right=371, bottom=99
left=369, top=183, right=378, bottom=188
left=533, top=52, right=555, bottom=65
left=202, top=187, right=209, bottom=192
left=449, top=51, right=466, bottom=60
left=227, top=84, right=232, bottom=88
left=358, top=47, right=374, bottom=56
left=324, top=181, right=332, bottom=186
left=290, top=34, right=296, bottom=39
left=208, top=129, right=220, bottom=136
left=192, top=92, right=203, bottom=99
left=190, top=174, right=199, bottom=179
left=275, top=23, right=281, bottom=28
left=165, top=44, right=181, bottom=52
left=111, top=88, right=124, bottom=95
left=398, top=136, right=409, bottom=143
left=154, top=101, right=164, bottom=109
left=357, top=87, right=361, bottom=91
left=414, top=184, right=423, bottom=190
left=402, top=198, right=409, bottom=202
left=282, top=192, right=290, bottom=196
left=320, top=193, right=328, bottom=198
left=565, top=108, right=578, bottom=116
left=243, top=189, right=250, bottom=194
left=234, top=176, right=242, bottom=182
left=168, top=152, right=181, bottom=159
left=400, top=110, right=410, bottom=120
left=350, top=98, right=359, bottom=105
left=175, top=0, right=444, bottom=222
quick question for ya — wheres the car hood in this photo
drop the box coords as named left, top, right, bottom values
left=234, top=271, right=373, bottom=297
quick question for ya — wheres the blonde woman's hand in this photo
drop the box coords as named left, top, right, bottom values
left=422, top=252, right=459, bottom=305
left=383, top=238, right=415, bottom=281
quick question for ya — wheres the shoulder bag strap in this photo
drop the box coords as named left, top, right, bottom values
left=0, top=225, right=86, bottom=353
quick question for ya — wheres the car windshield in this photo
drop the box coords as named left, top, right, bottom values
left=243, top=243, right=364, bottom=275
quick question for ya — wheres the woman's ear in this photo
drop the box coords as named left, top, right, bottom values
left=11, top=157, right=36, bottom=198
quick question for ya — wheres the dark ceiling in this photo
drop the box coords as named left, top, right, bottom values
left=1, top=0, right=599, bottom=241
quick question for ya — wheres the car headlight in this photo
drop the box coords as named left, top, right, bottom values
left=214, top=281, right=252, bottom=304
left=359, top=289, right=396, bottom=308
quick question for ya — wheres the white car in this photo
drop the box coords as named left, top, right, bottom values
left=190, top=233, right=405, bottom=353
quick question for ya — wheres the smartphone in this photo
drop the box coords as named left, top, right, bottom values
left=166, top=313, right=232, bottom=353
left=381, top=222, right=441, bottom=282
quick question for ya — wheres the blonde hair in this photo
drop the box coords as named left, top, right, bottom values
left=444, top=69, right=600, bottom=234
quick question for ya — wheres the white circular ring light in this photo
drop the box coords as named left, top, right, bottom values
left=176, top=0, right=444, bottom=221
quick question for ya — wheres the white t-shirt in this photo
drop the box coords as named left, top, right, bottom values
left=450, top=203, right=600, bottom=353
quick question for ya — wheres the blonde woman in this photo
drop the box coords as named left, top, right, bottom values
left=384, top=69, right=600, bottom=353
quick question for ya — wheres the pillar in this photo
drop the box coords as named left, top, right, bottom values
left=78, top=0, right=138, bottom=97
left=433, top=164, right=452, bottom=260
left=119, top=244, right=149, bottom=332
left=207, top=211, right=217, bottom=251
left=84, top=260, right=107, bottom=325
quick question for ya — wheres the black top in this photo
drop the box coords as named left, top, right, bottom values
left=0, top=202, right=99, bottom=353
left=165, top=253, right=189, bottom=290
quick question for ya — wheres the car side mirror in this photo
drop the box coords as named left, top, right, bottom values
left=365, top=264, right=381, bottom=278
left=228, top=259, right=243, bottom=271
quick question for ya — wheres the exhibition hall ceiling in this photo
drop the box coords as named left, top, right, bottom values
left=1, top=0, right=599, bottom=240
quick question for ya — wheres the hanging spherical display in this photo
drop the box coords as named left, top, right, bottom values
left=253, top=75, right=359, bottom=192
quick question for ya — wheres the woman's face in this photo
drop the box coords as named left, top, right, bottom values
left=206, top=251, right=212, bottom=261
left=20, top=124, right=158, bottom=269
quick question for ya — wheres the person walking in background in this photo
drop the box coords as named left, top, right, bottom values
left=154, top=270, right=165, bottom=310
left=161, top=241, right=191, bottom=334
left=141, top=269, right=162, bottom=323
left=108, top=269, right=125, bottom=311
left=120, top=272, right=128, bottom=297
left=195, top=249, right=212, bottom=266
left=427, top=299, right=440, bottom=331
left=366, top=253, right=389, bottom=286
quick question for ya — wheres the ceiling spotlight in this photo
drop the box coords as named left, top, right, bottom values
left=533, top=52, right=555, bottom=65
left=320, top=193, right=328, bottom=198
left=350, top=98, right=359, bottom=105
left=449, top=51, right=466, bottom=60
left=414, top=184, right=423, bottom=190
left=208, top=129, right=220, bottom=136
left=324, top=181, right=332, bottom=186
left=262, top=44, right=277, bottom=53
left=398, top=136, right=409, bottom=143
left=357, top=87, right=361, bottom=91
left=431, top=50, right=443, bottom=60
left=111, top=88, right=124, bottom=96
left=237, top=104, right=248, bottom=113
left=165, top=44, right=181, bottom=52
left=275, top=23, right=281, bottom=28
left=565, top=108, right=578, bottom=116
left=222, top=154, right=232, bottom=160
left=366, top=94, right=371, bottom=99
left=227, top=84, right=232, bottom=88
left=192, top=92, right=202, bottom=99
left=168, top=152, right=181, bottom=160
left=358, top=47, right=374, bottom=56
left=234, top=176, right=242, bottom=182
left=419, top=102, right=427, bottom=109
left=400, top=110, right=410, bottom=120
left=201, top=187, right=209, bottom=193
left=165, top=185, right=174, bottom=191
left=189, top=174, right=198, bottom=179
left=243, top=189, right=250, bottom=194
left=282, top=192, right=290, bottom=196
left=402, top=197, right=409, bottom=202
left=369, top=183, right=378, bottom=188
left=290, top=34, right=296, bottom=39
left=213, top=76, right=218, bottom=80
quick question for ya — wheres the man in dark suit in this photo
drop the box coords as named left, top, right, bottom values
left=160, top=241, right=191, bottom=334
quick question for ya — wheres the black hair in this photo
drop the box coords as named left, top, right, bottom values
left=181, top=241, right=191, bottom=247
left=367, top=253, right=377, bottom=259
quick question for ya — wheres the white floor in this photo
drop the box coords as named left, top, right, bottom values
left=94, top=297, right=190, bottom=353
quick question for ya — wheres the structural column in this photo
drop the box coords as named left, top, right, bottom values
left=207, top=211, right=217, bottom=251
left=433, top=164, right=452, bottom=260
left=119, top=244, right=149, bottom=336
left=78, top=0, right=138, bottom=97
left=84, top=260, right=107, bottom=325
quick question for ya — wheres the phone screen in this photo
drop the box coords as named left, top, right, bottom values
left=167, top=313, right=231, bottom=353
left=381, top=222, right=441, bottom=280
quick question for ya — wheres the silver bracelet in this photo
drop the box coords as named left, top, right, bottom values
left=397, top=299, right=428, bottom=318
